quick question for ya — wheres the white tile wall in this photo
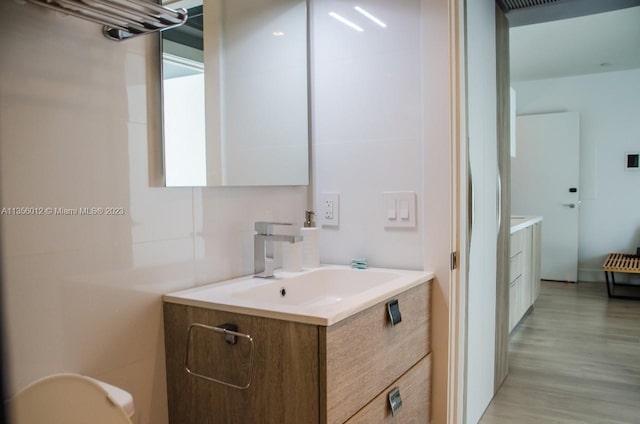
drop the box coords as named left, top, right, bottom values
left=0, top=2, right=307, bottom=424
left=312, top=0, right=423, bottom=269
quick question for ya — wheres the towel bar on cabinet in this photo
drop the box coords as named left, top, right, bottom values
left=184, top=323, right=256, bottom=390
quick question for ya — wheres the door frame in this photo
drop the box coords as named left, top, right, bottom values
left=422, top=0, right=466, bottom=422
left=450, top=0, right=467, bottom=417
left=447, top=0, right=467, bottom=422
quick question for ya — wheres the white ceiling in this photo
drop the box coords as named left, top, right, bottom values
left=510, top=6, right=640, bottom=82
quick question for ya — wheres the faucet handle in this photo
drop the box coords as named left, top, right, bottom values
left=254, top=221, right=293, bottom=235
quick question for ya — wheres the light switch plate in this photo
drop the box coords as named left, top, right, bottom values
left=319, top=193, right=340, bottom=227
left=383, top=191, right=416, bottom=228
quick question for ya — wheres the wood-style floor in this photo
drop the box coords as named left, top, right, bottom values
left=479, top=281, right=640, bottom=424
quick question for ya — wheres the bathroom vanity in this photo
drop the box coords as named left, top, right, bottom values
left=509, top=216, right=542, bottom=332
left=163, top=267, right=433, bottom=423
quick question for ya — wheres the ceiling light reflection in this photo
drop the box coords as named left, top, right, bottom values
left=328, top=11, right=364, bottom=32
left=354, top=6, right=386, bottom=28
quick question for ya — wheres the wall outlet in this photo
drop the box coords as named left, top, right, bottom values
left=324, top=199, right=334, bottom=219
left=319, top=193, right=340, bottom=227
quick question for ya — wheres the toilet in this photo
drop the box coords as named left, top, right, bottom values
left=9, top=374, right=135, bottom=424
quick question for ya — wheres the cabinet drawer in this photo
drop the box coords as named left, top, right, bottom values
left=509, top=252, right=523, bottom=282
left=510, top=229, right=525, bottom=257
left=320, top=282, right=431, bottom=424
left=345, top=354, right=431, bottom=424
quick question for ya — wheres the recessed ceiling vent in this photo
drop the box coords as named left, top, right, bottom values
left=497, top=0, right=562, bottom=11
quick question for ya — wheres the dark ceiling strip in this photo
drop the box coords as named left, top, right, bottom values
left=504, top=0, right=640, bottom=27
left=497, top=0, right=561, bottom=11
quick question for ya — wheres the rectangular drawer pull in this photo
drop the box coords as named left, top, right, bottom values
left=387, top=299, right=402, bottom=326
left=388, top=386, right=403, bottom=416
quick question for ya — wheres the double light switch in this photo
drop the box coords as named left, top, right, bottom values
left=387, top=200, right=410, bottom=220
left=384, top=191, right=416, bottom=228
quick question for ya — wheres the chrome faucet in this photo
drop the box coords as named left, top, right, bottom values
left=254, top=222, right=303, bottom=278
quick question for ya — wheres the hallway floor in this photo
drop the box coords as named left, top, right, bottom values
left=479, top=281, right=640, bottom=424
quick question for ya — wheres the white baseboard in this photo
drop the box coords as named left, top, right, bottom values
left=578, top=269, right=605, bottom=283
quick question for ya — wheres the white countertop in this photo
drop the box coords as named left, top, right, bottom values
left=510, top=215, right=543, bottom=234
left=164, top=265, right=434, bottom=326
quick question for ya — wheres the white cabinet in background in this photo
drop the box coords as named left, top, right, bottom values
left=509, top=220, right=542, bottom=332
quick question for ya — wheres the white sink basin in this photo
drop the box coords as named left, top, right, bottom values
left=164, top=265, right=433, bottom=326
left=232, top=268, right=401, bottom=306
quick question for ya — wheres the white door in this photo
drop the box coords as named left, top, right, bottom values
left=512, top=112, right=580, bottom=282
left=465, top=0, right=498, bottom=422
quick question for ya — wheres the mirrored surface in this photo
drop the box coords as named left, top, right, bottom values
left=161, top=0, right=309, bottom=186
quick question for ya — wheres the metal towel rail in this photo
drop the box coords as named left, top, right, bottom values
left=24, top=0, right=188, bottom=41
left=184, top=323, right=255, bottom=390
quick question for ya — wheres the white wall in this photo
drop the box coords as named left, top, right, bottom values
left=0, top=3, right=307, bottom=424
left=312, top=0, right=423, bottom=269
left=513, top=69, right=640, bottom=282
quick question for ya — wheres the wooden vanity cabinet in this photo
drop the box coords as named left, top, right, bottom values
left=163, top=281, right=432, bottom=424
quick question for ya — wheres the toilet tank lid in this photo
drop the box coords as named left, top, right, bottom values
left=86, top=377, right=135, bottom=418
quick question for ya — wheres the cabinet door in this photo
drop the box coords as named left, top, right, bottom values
left=163, top=303, right=320, bottom=424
